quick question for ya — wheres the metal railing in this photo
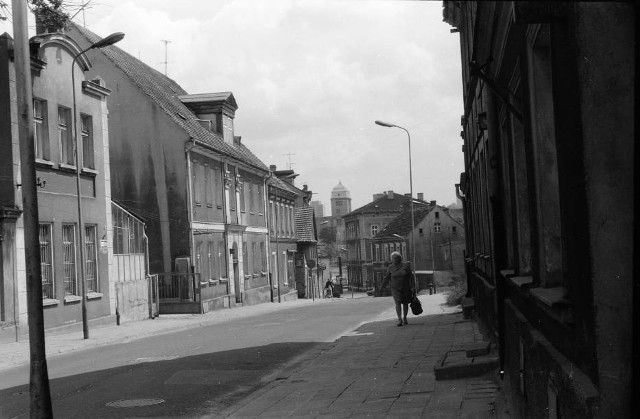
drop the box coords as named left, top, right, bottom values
left=157, top=272, right=201, bottom=302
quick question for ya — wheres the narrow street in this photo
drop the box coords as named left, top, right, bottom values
left=0, top=296, right=393, bottom=418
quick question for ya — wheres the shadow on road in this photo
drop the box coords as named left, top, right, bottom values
left=0, top=341, right=325, bottom=418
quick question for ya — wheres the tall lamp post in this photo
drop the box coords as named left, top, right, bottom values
left=375, top=120, right=416, bottom=289
left=72, top=32, right=124, bottom=339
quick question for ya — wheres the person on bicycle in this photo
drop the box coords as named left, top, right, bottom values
left=324, top=278, right=334, bottom=299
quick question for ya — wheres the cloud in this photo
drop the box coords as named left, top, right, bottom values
left=34, top=0, right=464, bottom=210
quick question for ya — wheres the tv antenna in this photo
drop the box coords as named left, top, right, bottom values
left=284, top=153, right=296, bottom=170
left=161, top=39, right=172, bottom=76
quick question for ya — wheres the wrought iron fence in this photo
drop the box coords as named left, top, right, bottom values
left=157, top=272, right=201, bottom=302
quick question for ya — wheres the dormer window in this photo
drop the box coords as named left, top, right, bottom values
left=222, top=114, right=234, bottom=144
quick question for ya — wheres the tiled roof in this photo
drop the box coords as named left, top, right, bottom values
left=70, top=23, right=268, bottom=172
left=346, top=193, right=428, bottom=216
left=295, top=206, right=316, bottom=243
left=375, top=205, right=434, bottom=239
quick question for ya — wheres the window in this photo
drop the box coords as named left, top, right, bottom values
left=260, top=242, right=266, bottom=271
left=218, top=240, right=227, bottom=277
left=195, top=242, right=202, bottom=274
left=435, top=211, right=440, bottom=219
left=419, top=228, right=424, bottom=236
left=243, top=241, right=248, bottom=276
left=62, top=224, right=77, bottom=295
left=33, top=99, right=49, bottom=160
left=205, top=166, right=213, bottom=208
left=84, top=225, right=98, bottom=292
left=434, top=222, right=442, bottom=233
left=39, top=224, right=54, bottom=299
left=207, top=242, right=214, bottom=281
left=370, top=224, right=378, bottom=237
left=58, top=107, right=73, bottom=165
left=81, top=114, right=94, bottom=169
left=240, top=179, right=246, bottom=212
left=527, top=23, right=563, bottom=287
left=452, top=226, right=457, bottom=234
left=193, top=161, right=204, bottom=207
left=252, top=242, right=257, bottom=273
left=222, top=114, right=234, bottom=144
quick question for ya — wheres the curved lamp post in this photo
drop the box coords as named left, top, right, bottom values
left=374, top=120, right=416, bottom=289
left=72, top=32, right=124, bottom=339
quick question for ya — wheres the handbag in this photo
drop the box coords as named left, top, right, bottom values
left=410, top=294, right=423, bottom=315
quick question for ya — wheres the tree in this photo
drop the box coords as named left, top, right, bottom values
left=318, top=225, right=337, bottom=245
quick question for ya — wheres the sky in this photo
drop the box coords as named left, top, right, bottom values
left=1, top=0, right=464, bottom=213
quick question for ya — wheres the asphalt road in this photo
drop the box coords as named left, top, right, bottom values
left=0, top=296, right=393, bottom=418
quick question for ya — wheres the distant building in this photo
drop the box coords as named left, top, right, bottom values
left=310, top=200, right=324, bottom=218
left=371, top=203, right=465, bottom=293
left=267, top=166, right=318, bottom=300
left=343, top=191, right=428, bottom=290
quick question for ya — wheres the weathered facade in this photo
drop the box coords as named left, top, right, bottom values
left=443, top=2, right=635, bottom=417
left=371, top=203, right=465, bottom=293
left=267, top=166, right=318, bottom=300
left=344, top=191, right=428, bottom=290
left=67, top=24, right=273, bottom=312
left=0, top=32, right=113, bottom=340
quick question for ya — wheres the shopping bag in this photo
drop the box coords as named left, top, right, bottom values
left=410, top=295, right=423, bottom=315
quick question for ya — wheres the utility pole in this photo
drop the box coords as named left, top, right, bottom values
left=161, top=39, right=171, bottom=76
left=12, top=0, right=53, bottom=416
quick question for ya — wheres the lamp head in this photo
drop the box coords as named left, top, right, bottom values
left=90, top=32, right=125, bottom=49
left=375, top=120, right=395, bottom=128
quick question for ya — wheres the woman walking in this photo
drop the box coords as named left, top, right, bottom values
left=381, top=251, right=415, bottom=327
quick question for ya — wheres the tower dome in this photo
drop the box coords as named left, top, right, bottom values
left=331, top=181, right=351, bottom=199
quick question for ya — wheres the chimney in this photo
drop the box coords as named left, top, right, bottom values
left=418, top=193, right=424, bottom=201
left=373, top=193, right=383, bottom=200
left=404, top=193, right=411, bottom=197
left=430, top=200, right=436, bottom=206
left=387, top=191, right=394, bottom=199
left=303, top=184, right=308, bottom=191
left=270, top=165, right=277, bottom=172
left=233, top=135, right=241, bottom=146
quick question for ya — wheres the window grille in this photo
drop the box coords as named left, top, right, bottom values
left=62, top=224, right=77, bottom=295
left=84, top=225, right=98, bottom=292
left=39, top=224, right=54, bottom=299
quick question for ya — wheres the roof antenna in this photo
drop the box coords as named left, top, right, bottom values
left=284, top=153, right=296, bottom=171
left=161, top=39, right=171, bottom=76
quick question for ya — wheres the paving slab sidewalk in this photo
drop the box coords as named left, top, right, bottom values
left=217, top=305, right=501, bottom=419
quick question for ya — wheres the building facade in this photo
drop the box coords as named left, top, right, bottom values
left=68, top=24, right=273, bottom=312
left=443, top=2, right=635, bottom=417
left=371, top=203, right=465, bottom=293
left=343, top=191, right=428, bottom=290
left=1, top=32, right=113, bottom=340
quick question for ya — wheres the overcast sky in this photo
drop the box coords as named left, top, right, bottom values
left=2, top=0, right=464, bottom=212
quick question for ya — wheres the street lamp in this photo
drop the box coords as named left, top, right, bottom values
left=375, top=120, right=416, bottom=289
left=72, top=32, right=124, bottom=339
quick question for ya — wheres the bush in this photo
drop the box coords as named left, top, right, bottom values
left=446, top=276, right=467, bottom=306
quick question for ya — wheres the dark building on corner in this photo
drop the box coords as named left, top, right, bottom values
left=443, top=2, right=635, bottom=417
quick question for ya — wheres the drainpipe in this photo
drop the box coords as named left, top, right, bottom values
left=185, top=138, right=196, bottom=275
left=456, top=183, right=472, bottom=299
left=264, top=173, right=274, bottom=302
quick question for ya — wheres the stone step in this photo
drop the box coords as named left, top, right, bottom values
left=434, top=350, right=499, bottom=380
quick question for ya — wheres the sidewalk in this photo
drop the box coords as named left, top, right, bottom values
left=217, top=295, right=502, bottom=418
